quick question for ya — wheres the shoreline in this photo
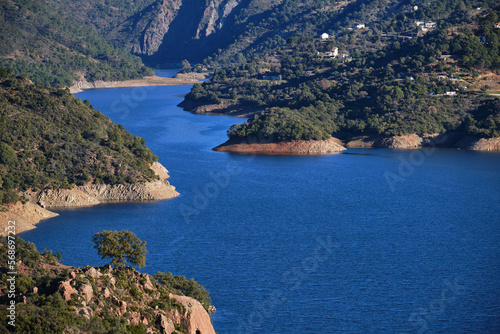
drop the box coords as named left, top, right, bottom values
left=213, top=133, right=500, bottom=155
left=0, top=162, right=179, bottom=236
left=69, top=75, right=201, bottom=93
left=213, top=137, right=346, bottom=155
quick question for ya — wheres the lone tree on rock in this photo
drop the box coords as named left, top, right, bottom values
left=92, top=230, right=148, bottom=268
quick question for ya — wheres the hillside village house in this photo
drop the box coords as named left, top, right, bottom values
left=321, top=33, right=330, bottom=40
left=438, top=55, right=456, bottom=61
left=317, top=47, right=344, bottom=59
left=356, top=23, right=365, bottom=29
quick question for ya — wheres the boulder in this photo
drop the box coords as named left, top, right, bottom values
left=171, top=295, right=216, bottom=334
left=58, top=280, right=77, bottom=302
left=79, top=283, right=94, bottom=302
left=157, top=313, right=175, bottom=334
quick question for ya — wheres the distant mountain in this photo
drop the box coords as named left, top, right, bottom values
left=0, top=0, right=153, bottom=86
left=46, top=0, right=247, bottom=65
left=46, top=0, right=500, bottom=69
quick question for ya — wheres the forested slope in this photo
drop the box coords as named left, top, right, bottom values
left=0, top=68, right=159, bottom=204
left=0, top=0, right=153, bottom=86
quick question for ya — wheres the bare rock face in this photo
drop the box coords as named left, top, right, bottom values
left=58, top=280, right=77, bottom=302
left=376, top=134, right=423, bottom=149
left=170, top=295, right=216, bottom=334
left=213, top=137, right=346, bottom=155
left=150, top=161, right=171, bottom=180
left=345, top=132, right=500, bottom=151
left=79, top=284, right=94, bottom=302
left=0, top=202, right=58, bottom=236
left=465, top=137, right=500, bottom=151
left=157, top=313, right=176, bottom=334
left=197, top=0, right=240, bottom=38
left=36, top=188, right=99, bottom=208
left=86, top=267, right=102, bottom=280
left=138, top=0, right=183, bottom=55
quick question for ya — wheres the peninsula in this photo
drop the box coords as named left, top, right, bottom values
left=0, top=69, right=179, bottom=235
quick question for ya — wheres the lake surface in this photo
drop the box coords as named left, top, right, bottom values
left=22, top=71, right=500, bottom=333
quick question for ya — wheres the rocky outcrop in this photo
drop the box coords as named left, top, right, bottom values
left=53, top=266, right=216, bottom=334
left=171, top=294, right=217, bottom=334
left=134, top=0, right=183, bottom=55
left=213, top=137, right=346, bottom=155
left=0, top=202, right=58, bottom=236
left=58, top=279, right=78, bottom=302
left=197, top=0, right=240, bottom=38
left=150, top=161, right=171, bottom=180
left=460, top=137, right=500, bottom=151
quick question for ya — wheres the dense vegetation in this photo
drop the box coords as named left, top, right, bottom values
left=0, top=68, right=159, bottom=204
left=182, top=3, right=500, bottom=142
left=0, top=235, right=212, bottom=333
left=0, top=0, right=153, bottom=86
left=191, top=0, right=499, bottom=67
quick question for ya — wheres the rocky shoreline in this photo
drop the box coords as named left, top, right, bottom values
left=343, top=132, right=500, bottom=151
left=69, top=75, right=201, bottom=93
left=213, top=132, right=500, bottom=155
left=213, top=137, right=346, bottom=155
left=0, top=162, right=179, bottom=236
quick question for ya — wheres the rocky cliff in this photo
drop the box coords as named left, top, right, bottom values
left=118, top=0, right=244, bottom=63
left=128, top=0, right=183, bottom=55
left=196, top=0, right=240, bottom=38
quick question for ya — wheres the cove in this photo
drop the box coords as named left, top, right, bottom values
left=21, top=72, right=500, bottom=333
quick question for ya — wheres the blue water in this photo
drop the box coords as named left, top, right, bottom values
left=22, top=73, right=500, bottom=333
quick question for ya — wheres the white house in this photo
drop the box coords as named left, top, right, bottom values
left=425, top=21, right=437, bottom=28
left=415, top=21, right=425, bottom=26
left=321, top=33, right=330, bottom=40
left=356, top=23, right=365, bottom=29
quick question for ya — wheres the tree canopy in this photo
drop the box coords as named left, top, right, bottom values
left=92, top=230, right=148, bottom=269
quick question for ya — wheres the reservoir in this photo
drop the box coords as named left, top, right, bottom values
left=22, top=71, right=500, bottom=333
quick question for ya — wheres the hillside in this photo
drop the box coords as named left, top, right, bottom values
left=0, top=236, right=215, bottom=333
left=0, top=0, right=153, bottom=86
left=0, top=67, right=173, bottom=207
left=14, top=0, right=500, bottom=70
left=179, top=3, right=500, bottom=152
